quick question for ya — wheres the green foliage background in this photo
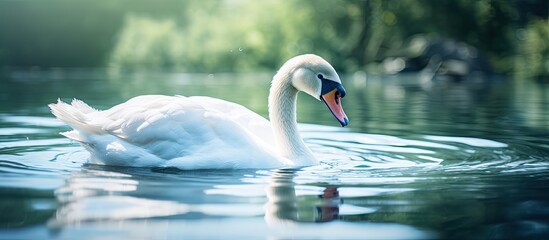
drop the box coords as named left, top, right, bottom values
left=0, top=0, right=547, bottom=78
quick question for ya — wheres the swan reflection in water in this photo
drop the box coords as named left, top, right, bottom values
left=48, top=166, right=432, bottom=239
left=50, top=167, right=340, bottom=226
left=265, top=169, right=341, bottom=225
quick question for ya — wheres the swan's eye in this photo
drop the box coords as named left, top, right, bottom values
left=317, top=74, right=324, bottom=80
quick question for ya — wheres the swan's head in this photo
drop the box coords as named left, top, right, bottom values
left=287, top=54, right=349, bottom=127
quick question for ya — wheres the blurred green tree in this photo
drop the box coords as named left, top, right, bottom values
left=0, top=0, right=547, bottom=79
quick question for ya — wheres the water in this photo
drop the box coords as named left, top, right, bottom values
left=1, top=69, right=548, bottom=239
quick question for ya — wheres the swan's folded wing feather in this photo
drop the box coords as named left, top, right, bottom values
left=90, top=95, right=274, bottom=161
left=51, top=94, right=284, bottom=168
left=189, top=96, right=275, bottom=146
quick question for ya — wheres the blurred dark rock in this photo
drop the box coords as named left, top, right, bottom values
left=383, top=35, right=495, bottom=82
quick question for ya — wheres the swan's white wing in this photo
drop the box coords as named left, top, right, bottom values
left=188, top=96, right=275, bottom=145
left=98, top=95, right=274, bottom=146
left=53, top=95, right=281, bottom=168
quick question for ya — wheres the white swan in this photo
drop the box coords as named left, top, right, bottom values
left=49, top=54, right=348, bottom=169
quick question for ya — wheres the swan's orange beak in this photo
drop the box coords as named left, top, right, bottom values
left=321, top=89, right=349, bottom=127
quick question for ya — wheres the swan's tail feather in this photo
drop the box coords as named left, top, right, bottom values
left=49, top=99, right=103, bottom=141
left=60, top=130, right=87, bottom=142
left=70, top=98, right=98, bottom=114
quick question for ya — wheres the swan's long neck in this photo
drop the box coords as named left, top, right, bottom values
left=268, top=71, right=317, bottom=166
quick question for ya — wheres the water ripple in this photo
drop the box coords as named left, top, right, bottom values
left=300, top=124, right=549, bottom=177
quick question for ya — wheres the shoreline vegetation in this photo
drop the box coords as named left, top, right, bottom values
left=0, top=0, right=547, bottom=80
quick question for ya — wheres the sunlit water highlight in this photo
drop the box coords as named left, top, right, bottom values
left=1, top=70, right=548, bottom=239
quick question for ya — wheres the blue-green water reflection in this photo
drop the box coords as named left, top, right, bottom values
left=0, top=70, right=548, bottom=239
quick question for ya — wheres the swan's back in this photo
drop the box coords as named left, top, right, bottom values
left=49, top=95, right=283, bottom=169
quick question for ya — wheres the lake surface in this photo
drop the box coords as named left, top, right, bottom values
left=0, top=69, right=548, bottom=239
